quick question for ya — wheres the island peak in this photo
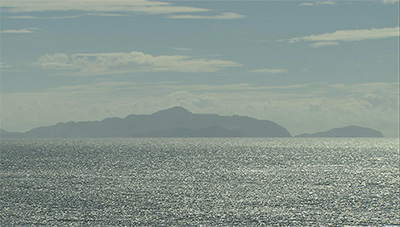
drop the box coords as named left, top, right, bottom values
left=152, top=106, right=193, bottom=116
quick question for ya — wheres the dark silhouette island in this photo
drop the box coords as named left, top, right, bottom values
left=1, top=107, right=291, bottom=138
left=295, top=125, right=384, bottom=138
left=1, top=107, right=385, bottom=138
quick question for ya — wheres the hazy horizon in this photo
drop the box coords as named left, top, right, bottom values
left=0, top=106, right=390, bottom=138
left=1, top=0, right=399, bottom=137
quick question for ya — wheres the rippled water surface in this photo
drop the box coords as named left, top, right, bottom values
left=1, top=138, right=399, bottom=225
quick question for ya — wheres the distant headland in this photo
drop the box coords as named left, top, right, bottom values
left=295, top=125, right=384, bottom=138
left=0, top=107, right=384, bottom=138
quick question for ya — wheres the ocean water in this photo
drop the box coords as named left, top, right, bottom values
left=0, top=138, right=399, bottom=226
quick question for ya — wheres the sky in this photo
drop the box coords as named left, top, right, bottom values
left=0, top=0, right=399, bottom=137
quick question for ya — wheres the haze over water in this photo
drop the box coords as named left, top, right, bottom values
left=1, top=138, right=398, bottom=225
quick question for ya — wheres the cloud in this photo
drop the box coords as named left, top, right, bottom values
left=172, top=47, right=192, bottom=51
left=47, top=81, right=137, bottom=94
left=3, top=15, right=36, bottom=19
left=0, top=27, right=40, bottom=34
left=0, top=62, right=27, bottom=72
left=168, top=12, right=245, bottom=20
left=299, top=1, right=336, bottom=6
left=0, top=0, right=209, bottom=14
left=309, top=41, right=339, bottom=48
left=4, top=14, right=125, bottom=19
left=249, top=68, right=287, bottom=74
left=1, top=1, right=244, bottom=20
left=34, top=51, right=241, bottom=75
left=289, top=27, right=399, bottom=43
left=383, top=0, right=398, bottom=4
left=286, top=27, right=400, bottom=47
left=85, top=13, right=128, bottom=17
left=34, top=53, right=73, bottom=69
left=0, top=62, right=11, bottom=68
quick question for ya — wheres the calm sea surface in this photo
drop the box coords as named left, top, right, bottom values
left=1, top=138, right=399, bottom=226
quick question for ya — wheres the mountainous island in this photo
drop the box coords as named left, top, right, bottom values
left=1, top=107, right=385, bottom=138
left=0, top=107, right=291, bottom=138
left=295, top=126, right=384, bottom=138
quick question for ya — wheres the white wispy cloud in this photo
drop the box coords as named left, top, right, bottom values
left=0, top=62, right=27, bottom=72
left=1, top=1, right=244, bottom=20
left=289, top=27, right=399, bottom=43
left=383, top=0, right=398, bottom=4
left=299, top=1, right=336, bottom=6
left=172, top=47, right=192, bottom=51
left=169, top=12, right=245, bottom=20
left=0, top=62, right=11, bottom=68
left=85, top=12, right=128, bottom=17
left=3, top=15, right=37, bottom=19
left=287, top=27, right=399, bottom=47
left=249, top=68, right=287, bottom=74
left=4, top=14, right=126, bottom=19
left=0, top=27, right=40, bottom=34
left=47, top=81, right=137, bottom=93
left=309, top=41, right=339, bottom=48
left=0, top=0, right=209, bottom=14
left=34, top=51, right=241, bottom=75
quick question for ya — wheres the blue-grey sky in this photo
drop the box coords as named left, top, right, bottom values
left=0, top=0, right=399, bottom=137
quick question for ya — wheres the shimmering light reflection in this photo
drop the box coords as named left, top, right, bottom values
left=0, top=138, right=399, bottom=225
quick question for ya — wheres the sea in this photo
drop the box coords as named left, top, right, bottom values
left=1, top=138, right=399, bottom=226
